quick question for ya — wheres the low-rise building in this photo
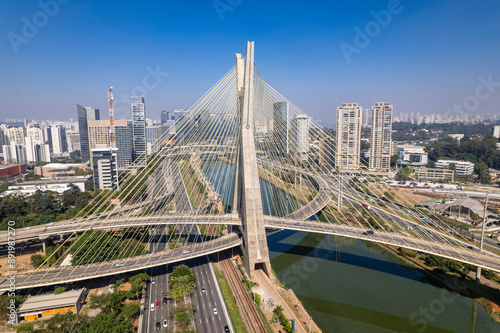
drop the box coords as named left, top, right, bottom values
left=34, top=163, right=88, bottom=178
left=18, top=289, right=86, bottom=321
left=3, top=176, right=89, bottom=196
left=435, top=159, right=474, bottom=175
left=412, top=167, right=454, bottom=182
left=0, top=164, right=26, bottom=177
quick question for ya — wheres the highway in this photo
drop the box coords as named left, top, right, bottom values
left=190, top=256, right=232, bottom=333
left=0, top=232, right=242, bottom=292
left=143, top=264, right=172, bottom=332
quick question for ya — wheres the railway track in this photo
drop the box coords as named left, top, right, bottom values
left=218, top=258, right=266, bottom=333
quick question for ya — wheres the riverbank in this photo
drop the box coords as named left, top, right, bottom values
left=382, top=243, right=500, bottom=323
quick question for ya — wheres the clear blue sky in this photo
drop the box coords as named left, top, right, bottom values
left=0, top=0, right=499, bottom=127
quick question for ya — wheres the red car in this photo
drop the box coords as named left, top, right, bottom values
left=156, top=301, right=160, bottom=308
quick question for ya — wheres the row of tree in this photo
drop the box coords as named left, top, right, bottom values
left=0, top=188, right=92, bottom=230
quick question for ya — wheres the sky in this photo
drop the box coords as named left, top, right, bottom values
left=0, top=0, right=499, bottom=128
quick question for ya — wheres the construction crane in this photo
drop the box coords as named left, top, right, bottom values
left=108, top=86, right=116, bottom=148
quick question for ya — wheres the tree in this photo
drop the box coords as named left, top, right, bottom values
left=390, top=154, right=399, bottom=167
left=90, top=292, right=125, bottom=314
left=54, top=286, right=66, bottom=295
left=79, top=313, right=132, bottom=333
left=446, top=260, right=463, bottom=273
left=168, top=265, right=197, bottom=302
left=121, top=302, right=140, bottom=320
left=397, top=167, right=413, bottom=180
left=127, top=272, right=150, bottom=299
left=30, top=254, right=45, bottom=268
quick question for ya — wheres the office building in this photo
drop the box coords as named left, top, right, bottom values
left=292, top=115, right=309, bottom=161
left=51, top=125, right=68, bottom=155
left=92, top=146, right=119, bottom=190
left=369, top=102, right=393, bottom=172
left=435, top=160, right=474, bottom=176
left=174, top=109, right=188, bottom=123
left=87, top=119, right=132, bottom=167
left=131, top=96, right=146, bottom=161
left=77, top=104, right=100, bottom=163
left=146, top=125, right=160, bottom=154
left=336, top=103, right=362, bottom=169
left=396, top=145, right=428, bottom=168
left=161, top=111, right=174, bottom=124
left=273, top=102, right=290, bottom=155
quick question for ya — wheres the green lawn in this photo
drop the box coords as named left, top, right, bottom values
left=213, top=266, right=248, bottom=333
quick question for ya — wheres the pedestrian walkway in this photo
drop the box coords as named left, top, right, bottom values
left=254, top=270, right=308, bottom=333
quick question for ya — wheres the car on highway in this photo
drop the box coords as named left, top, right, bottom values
left=115, top=263, right=124, bottom=267
left=363, top=230, right=375, bottom=235
left=294, top=222, right=302, bottom=226
left=213, top=308, right=218, bottom=315
left=156, top=301, right=160, bottom=308
left=156, top=322, right=160, bottom=330
left=163, top=297, right=167, bottom=304
left=24, top=227, right=30, bottom=230
left=201, top=287, right=206, bottom=293
left=224, top=325, right=230, bottom=333
left=151, top=279, right=155, bottom=284
left=182, top=250, right=190, bottom=254
left=47, top=222, right=53, bottom=226
left=163, top=320, right=168, bottom=327
left=150, top=303, right=154, bottom=311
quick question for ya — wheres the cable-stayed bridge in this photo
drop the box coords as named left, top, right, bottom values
left=2, top=42, right=499, bottom=292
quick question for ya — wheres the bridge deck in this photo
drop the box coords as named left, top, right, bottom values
left=0, top=233, right=241, bottom=292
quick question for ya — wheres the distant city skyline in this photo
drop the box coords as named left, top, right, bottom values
left=1, top=1, right=499, bottom=127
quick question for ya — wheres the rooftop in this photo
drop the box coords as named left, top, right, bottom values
left=18, top=289, right=84, bottom=314
left=11, top=176, right=90, bottom=186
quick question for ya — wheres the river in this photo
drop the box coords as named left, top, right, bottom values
left=202, top=162, right=500, bottom=332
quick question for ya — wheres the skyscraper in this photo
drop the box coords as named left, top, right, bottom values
left=336, top=103, right=362, bottom=169
left=51, top=125, right=68, bottom=155
left=292, top=115, right=309, bottom=161
left=369, top=102, right=393, bottom=172
left=160, top=110, right=174, bottom=124
left=131, top=96, right=146, bottom=161
left=273, top=102, right=290, bottom=155
left=77, top=104, right=100, bottom=163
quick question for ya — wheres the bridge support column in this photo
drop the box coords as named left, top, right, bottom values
left=234, top=42, right=273, bottom=281
left=476, top=267, right=482, bottom=283
left=42, top=239, right=47, bottom=253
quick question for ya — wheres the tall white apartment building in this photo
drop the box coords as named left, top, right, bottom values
left=336, top=103, right=362, bottom=169
left=369, top=102, right=393, bottom=172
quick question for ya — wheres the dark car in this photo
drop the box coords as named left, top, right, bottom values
left=163, top=297, right=167, bottom=304
left=224, top=325, right=230, bottom=333
left=156, top=322, right=160, bottom=330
